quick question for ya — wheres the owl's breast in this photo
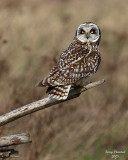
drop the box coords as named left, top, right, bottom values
left=85, top=51, right=101, bottom=73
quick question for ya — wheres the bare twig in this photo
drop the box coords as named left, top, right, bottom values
left=0, top=133, right=32, bottom=147
left=0, top=79, right=105, bottom=127
left=0, top=133, right=32, bottom=158
left=0, top=149, right=19, bottom=158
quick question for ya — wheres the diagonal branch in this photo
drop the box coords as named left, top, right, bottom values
left=0, top=79, right=105, bottom=127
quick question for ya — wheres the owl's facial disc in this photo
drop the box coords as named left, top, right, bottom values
left=76, top=22, right=100, bottom=43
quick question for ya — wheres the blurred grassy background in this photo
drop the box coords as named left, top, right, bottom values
left=0, top=0, right=128, bottom=159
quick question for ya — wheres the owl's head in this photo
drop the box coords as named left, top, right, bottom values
left=76, top=22, right=101, bottom=44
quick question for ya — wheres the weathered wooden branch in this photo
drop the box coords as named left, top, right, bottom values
left=0, top=79, right=105, bottom=158
left=0, top=133, right=32, bottom=147
left=0, top=133, right=32, bottom=158
left=0, top=149, right=18, bottom=158
left=0, top=79, right=105, bottom=127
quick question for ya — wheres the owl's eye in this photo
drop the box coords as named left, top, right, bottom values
left=80, top=29, right=85, bottom=34
left=90, top=29, right=96, bottom=34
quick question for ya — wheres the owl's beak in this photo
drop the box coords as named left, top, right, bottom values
left=86, top=33, right=89, bottom=39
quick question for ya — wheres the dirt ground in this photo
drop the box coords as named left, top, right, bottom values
left=0, top=0, right=128, bottom=160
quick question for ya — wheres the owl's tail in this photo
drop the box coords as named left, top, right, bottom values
left=47, top=85, right=71, bottom=100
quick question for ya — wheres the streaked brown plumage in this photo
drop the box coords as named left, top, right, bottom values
left=37, top=22, right=101, bottom=100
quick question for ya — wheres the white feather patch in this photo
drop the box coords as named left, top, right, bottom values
left=48, top=85, right=71, bottom=100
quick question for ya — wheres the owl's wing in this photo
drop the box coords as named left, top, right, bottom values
left=37, top=66, right=60, bottom=86
left=58, top=47, right=100, bottom=84
left=37, top=47, right=100, bottom=87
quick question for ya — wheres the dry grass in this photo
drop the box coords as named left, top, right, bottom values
left=0, top=0, right=128, bottom=160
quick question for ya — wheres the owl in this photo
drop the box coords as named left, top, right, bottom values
left=37, top=22, right=101, bottom=100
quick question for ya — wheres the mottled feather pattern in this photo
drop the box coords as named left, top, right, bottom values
left=37, top=22, right=101, bottom=100
left=43, top=43, right=100, bottom=86
left=47, top=85, right=71, bottom=100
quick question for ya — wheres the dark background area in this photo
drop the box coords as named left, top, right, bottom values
left=0, top=0, right=128, bottom=159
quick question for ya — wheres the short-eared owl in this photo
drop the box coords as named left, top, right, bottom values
left=37, top=22, right=101, bottom=100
